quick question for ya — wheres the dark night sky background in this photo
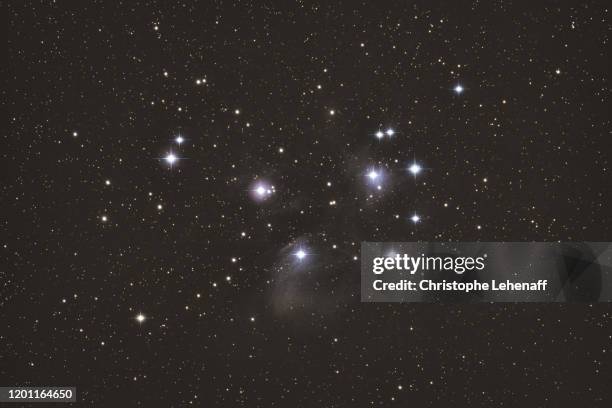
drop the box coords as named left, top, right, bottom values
left=3, top=1, right=612, bottom=406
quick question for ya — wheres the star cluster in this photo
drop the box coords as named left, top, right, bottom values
left=4, top=1, right=612, bottom=407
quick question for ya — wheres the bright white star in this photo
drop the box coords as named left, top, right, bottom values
left=454, top=84, right=464, bottom=94
left=375, top=130, right=384, bottom=139
left=295, top=249, right=306, bottom=260
left=408, top=162, right=422, bottom=176
left=164, top=153, right=178, bottom=165
left=368, top=170, right=379, bottom=180
left=385, top=128, right=395, bottom=136
left=411, top=214, right=421, bottom=223
left=135, top=313, right=146, bottom=323
left=251, top=182, right=275, bottom=201
left=175, top=135, right=184, bottom=144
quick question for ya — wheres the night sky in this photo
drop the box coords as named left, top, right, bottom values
left=4, top=1, right=612, bottom=406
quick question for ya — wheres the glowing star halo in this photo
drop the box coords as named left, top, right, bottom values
left=365, top=167, right=386, bottom=188
left=295, top=249, right=307, bottom=260
left=250, top=181, right=275, bottom=201
left=408, top=162, right=422, bottom=176
left=164, top=152, right=178, bottom=166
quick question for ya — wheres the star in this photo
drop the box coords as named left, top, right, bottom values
left=365, top=168, right=385, bottom=190
left=375, top=130, right=384, bottom=139
left=385, top=128, right=395, bottom=136
left=251, top=181, right=275, bottom=201
left=101, top=215, right=108, bottom=222
left=408, top=162, right=422, bottom=176
left=411, top=213, right=421, bottom=223
left=175, top=135, right=185, bottom=145
left=295, top=249, right=307, bottom=260
left=329, top=109, right=335, bottom=115
left=135, top=313, right=146, bottom=323
left=164, top=153, right=178, bottom=165
left=454, top=84, right=464, bottom=94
